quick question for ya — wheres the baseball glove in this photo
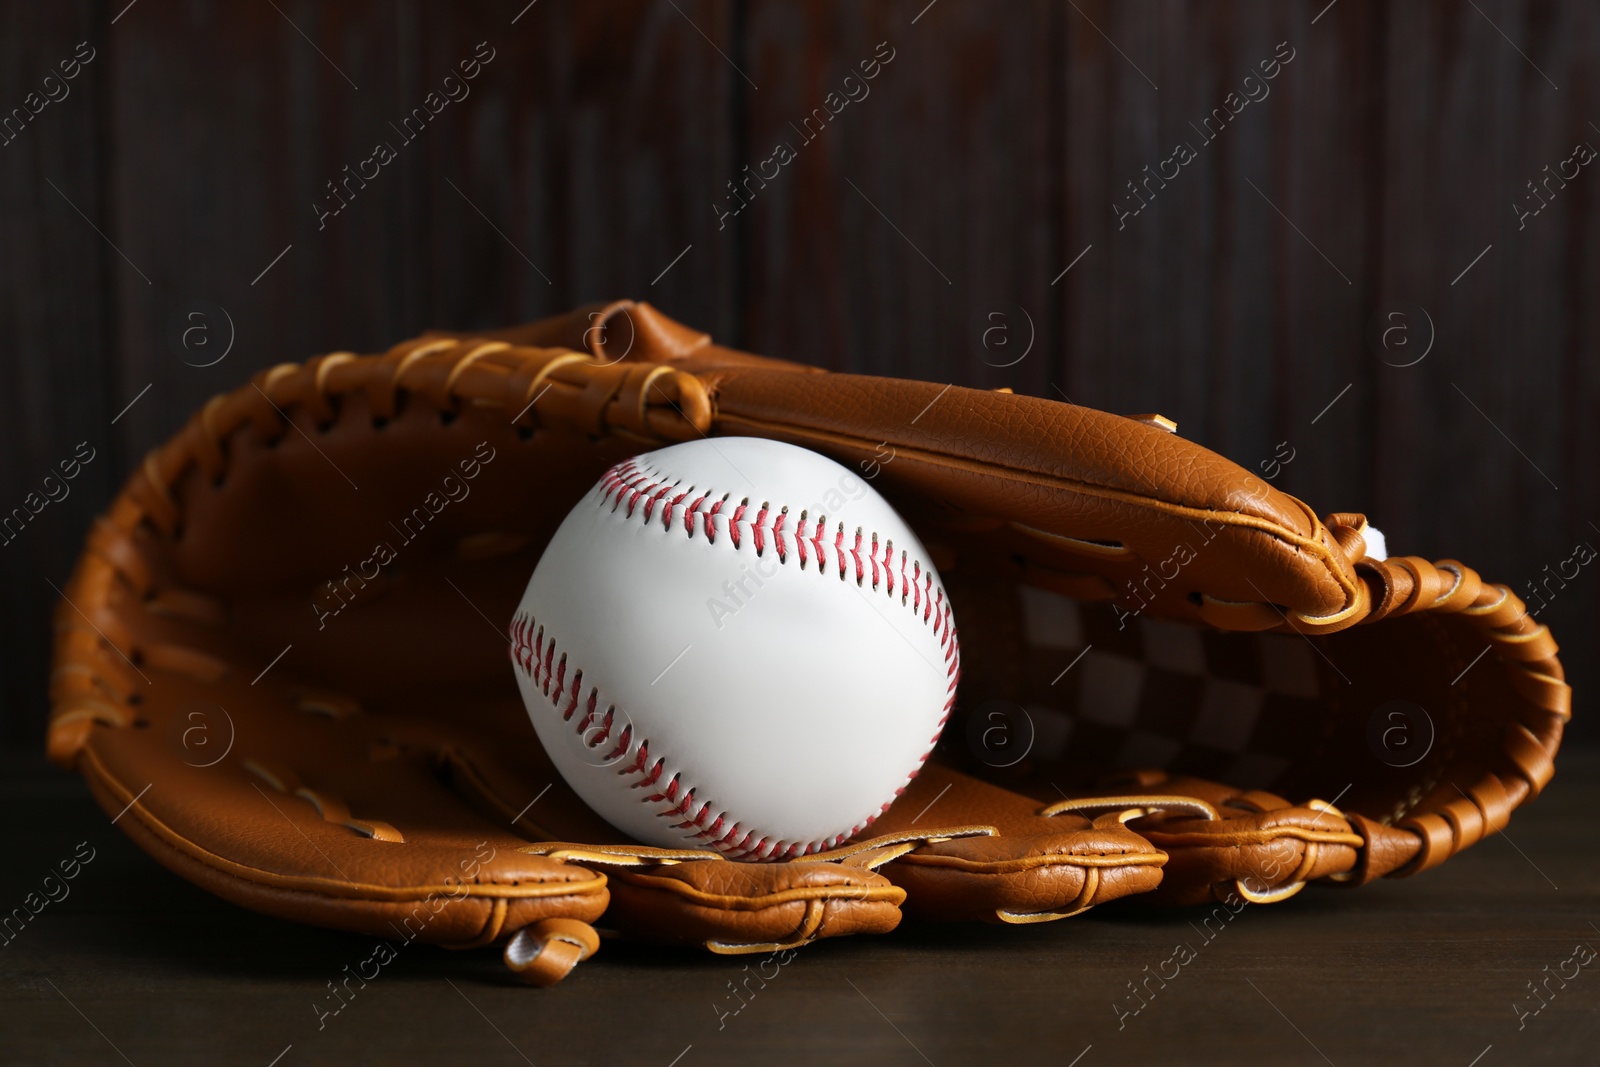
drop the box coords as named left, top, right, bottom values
left=48, top=300, right=1569, bottom=986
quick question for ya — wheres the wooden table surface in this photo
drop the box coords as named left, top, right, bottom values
left=2, top=746, right=1596, bottom=1067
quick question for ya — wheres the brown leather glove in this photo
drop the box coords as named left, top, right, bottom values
left=48, top=300, right=1569, bottom=985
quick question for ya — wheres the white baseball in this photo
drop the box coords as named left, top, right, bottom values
left=510, top=437, right=959, bottom=861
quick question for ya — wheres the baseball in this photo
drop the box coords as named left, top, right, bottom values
left=510, top=436, right=959, bottom=860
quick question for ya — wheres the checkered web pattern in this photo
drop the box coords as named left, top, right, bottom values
left=1016, top=585, right=1325, bottom=789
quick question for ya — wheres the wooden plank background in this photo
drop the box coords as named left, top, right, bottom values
left=2, top=0, right=1595, bottom=744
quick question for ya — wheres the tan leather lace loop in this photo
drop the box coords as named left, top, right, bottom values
left=1233, top=874, right=1308, bottom=904
left=706, top=898, right=828, bottom=955
left=803, top=824, right=997, bottom=866
left=997, top=866, right=1102, bottom=923
left=514, top=352, right=592, bottom=427
left=442, top=341, right=512, bottom=398
left=1041, top=795, right=1221, bottom=826
left=503, top=918, right=601, bottom=986
left=524, top=842, right=725, bottom=867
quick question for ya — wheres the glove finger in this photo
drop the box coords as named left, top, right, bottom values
left=1060, top=771, right=1365, bottom=906
left=56, top=653, right=608, bottom=953
left=856, top=764, right=1167, bottom=922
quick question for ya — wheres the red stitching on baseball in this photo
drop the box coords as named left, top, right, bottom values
left=772, top=509, right=788, bottom=563
left=684, top=493, right=708, bottom=536
left=591, top=707, right=614, bottom=747
left=560, top=670, right=584, bottom=721
left=665, top=489, right=689, bottom=530
left=643, top=481, right=675, bottom=524
left=552, top=653, right=568, bottom=702
left=602, top=723, right=632, bottom=764
left=665, top=788, right=697, bottom=821
left=753, top=504, right=769, bottom=556
left=704, top=496, right=725, bottom=542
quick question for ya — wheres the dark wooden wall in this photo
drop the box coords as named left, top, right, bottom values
left=4, top=0, right=1596, bottom=744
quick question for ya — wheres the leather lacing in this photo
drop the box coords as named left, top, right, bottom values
left=48, top=336, right=714, bottom=763
left=1334, top=556, right=1566, bottom=881
left=522, top=825, right=997, bottom=954
left=46, top=335, right=717, bottom=987
left=1168, top=503, right=1565, bottom=887
left=1043, top=792, right=1365, bottom=904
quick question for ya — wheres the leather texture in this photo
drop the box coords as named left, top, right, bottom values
left=47, top=299, right=1570, bottom=985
